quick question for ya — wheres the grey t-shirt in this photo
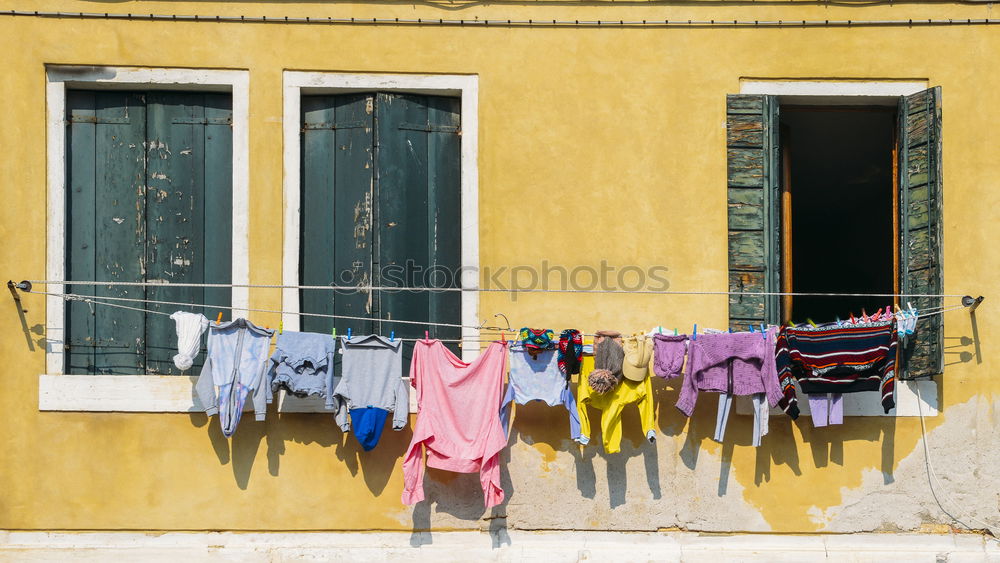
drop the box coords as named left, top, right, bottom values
left=333, top=334, right=409, bottom=431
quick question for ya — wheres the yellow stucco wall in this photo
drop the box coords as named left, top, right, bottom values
left=1, top=0, right=997, bottom=534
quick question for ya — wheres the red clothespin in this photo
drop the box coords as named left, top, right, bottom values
left=500, top=330, right=506, bottom=344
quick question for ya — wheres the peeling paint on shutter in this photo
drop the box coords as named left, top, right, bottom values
left=300, top=94, right=375, bottom=337
left=898, top=87, right=944, bottom=378
left=65, top=91, right=232, bottom=375
left=726, top=94, right=781, bottom=330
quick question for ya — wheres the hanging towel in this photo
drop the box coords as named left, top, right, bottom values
left=401, top=340, right=508, bottom=508
left=170, top=311, right=209, bottom=371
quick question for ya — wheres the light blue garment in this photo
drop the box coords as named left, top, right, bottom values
left=268, top=331, right=338, bottom=402
left=500, top=343, right=582, bottom=442
left=195, top=318, right=274, bottom=437
left=333, top=334, right=408, bottom=435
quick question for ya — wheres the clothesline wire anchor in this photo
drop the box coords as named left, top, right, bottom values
left=7, top=280, right=28, bottom=313
left=962, top=295, right=985, bottom=312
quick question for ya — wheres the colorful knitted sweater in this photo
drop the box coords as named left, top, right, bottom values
left=775, top=321, right=898, bottom=417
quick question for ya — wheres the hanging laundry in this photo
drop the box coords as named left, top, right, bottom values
left=677, top=328, right=784, bottom=446
left=652, top=333, right=688, bottom=380
left=332, top=334, right=409, bottom=451
left=401, top=339, right=508, bottom=508
left=518, top=327, right=556, bottom=358
left=622, top=334, right=653, bottom=382
left=267, top=331, right=337, bottom=402
left=170, top=311, right=209, bottom=371
left=578, top=333, right=655, bottom=453
left=500, top=341, right=582, bottom=443
left=195, top=318, right=274, bottom=437
left=577, top=351, right=656, bottom=453
left=808, top=393, right=844, bottom=427
left=776, top=319, right=898, bottom=416
left=557, top=329, right=584, bottom=377
left=587, top=330, right=625, bottom=394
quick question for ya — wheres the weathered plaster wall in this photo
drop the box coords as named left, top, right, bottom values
left=1, top=0, right=998, bottom=535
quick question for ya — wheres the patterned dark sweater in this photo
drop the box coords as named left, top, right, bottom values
left=775, top=321, right=897, bottom=418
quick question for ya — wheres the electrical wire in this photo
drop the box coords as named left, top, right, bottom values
left=4, top=10, right=1000, bottom=28
left=915, top=383, right=1000, bottom=539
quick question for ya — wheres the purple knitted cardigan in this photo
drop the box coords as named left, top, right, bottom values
left=675, top=328, right=783, bottom=417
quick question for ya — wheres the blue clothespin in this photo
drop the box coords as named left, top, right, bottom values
left=748, top=324, right=754, bottom=333
left=673, top=328, right=678, bottom=336
left=390, top=330, right=395, bottom=342
left=692, top=324, right=697, bottom=341
left=728, top=327, right=733, bottom=333
left=347, top=328, right=352, bottom=339
left=760, top=323, right=766, bottom=338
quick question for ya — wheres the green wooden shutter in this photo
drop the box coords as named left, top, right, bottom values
left=66, top=91, right=232, bottom=375
left=300, top=93, right=461, bottom=369
left=144, top=92, right=233, bottom=374
left=300, top=94, right=376, bottom=337
left=66, top=91, right=147, bottom=374
left=375, top=93, right=462, bottom=359
left=898, top=87, right=944, bottom=378
left=727, top=95, right=781, bottom=330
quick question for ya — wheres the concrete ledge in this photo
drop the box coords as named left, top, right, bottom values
left=1, top=531, right=997, bottom=562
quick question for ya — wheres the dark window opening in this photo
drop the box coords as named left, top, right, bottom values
left=781, top=107, right=896, bottom=324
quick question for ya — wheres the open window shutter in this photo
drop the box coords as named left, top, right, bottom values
left=898, top=87, right=944, bottom=378
left=300, top=94, right=375, bottom=336
left=727, top=95, right=781, bottom=329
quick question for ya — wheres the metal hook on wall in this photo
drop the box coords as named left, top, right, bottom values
left=492, top=312, right=512, bottom=332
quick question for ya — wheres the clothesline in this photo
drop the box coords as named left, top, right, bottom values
left=19, top=287, right=970, bottom=343
left=17, top=279, right=971, bottom=299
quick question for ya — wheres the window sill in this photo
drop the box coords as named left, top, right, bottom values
left=37, top=374, right=418, bottom=414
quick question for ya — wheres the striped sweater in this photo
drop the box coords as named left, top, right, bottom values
left=775, top=321, right=897, bottom=418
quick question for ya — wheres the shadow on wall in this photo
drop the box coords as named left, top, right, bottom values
left=184, top=309, right=984, bottom=534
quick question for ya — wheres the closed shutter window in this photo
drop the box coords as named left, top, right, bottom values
left=65, top=91, right=233, bottom=375
left=300, top=92, right=462, bottom=369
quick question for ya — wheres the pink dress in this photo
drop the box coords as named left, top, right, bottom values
left=401, top=340, right=508, bottom=508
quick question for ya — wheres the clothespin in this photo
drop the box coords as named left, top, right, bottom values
left=673, top=328, right=678, bottom=336
left=861, top=308, right=869, bottom=323
left=849, top=312, right=856, bottom=324
left=390, top=331, right=395, bottom=342
left=807, top=318, right=817, bottom=328
left=216, top=312, right=223, bottom=324
left=425, top=330, right=430, bottom=343
left=835, top=316, right=842, bottom=327
left=728, top=327, right=733, bottom=333
left=748, top=325, right=754, bottom=333
left=760, top=323, right=766, bottom=338
left=278, top=321, right=283, bottom=335
left=347, top=328, right=352, bottom=339
left=692, top=324, right=697, bottom=341
left=332, top=327, right=337, bottom=339
left=658, top=327, right=663, bottom=334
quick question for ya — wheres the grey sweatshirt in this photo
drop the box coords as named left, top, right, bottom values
left=333, top=334, right=409, bottom=432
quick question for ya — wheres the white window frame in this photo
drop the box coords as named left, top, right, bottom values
left=280, top=71, right=480, bottom=359
left=734, top=78, right=939, bottom=417
left=40, top=65, right=250, bottom=412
